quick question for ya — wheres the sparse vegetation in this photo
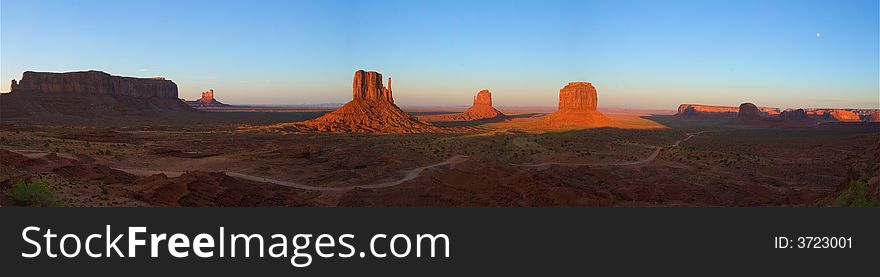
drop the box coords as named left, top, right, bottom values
left=834, top=179, right=880, bottom=207
left=7, top=179, right=64, bottom=207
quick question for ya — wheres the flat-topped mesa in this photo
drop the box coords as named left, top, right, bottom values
left=10, top=70, right=179, bottom=99
left=557, top=82, right=597, bottom=112
left=1, top=70, right=193, bottom=120
left=352, top=70, right=393, bottom=103
left=677, top=104, right=739, bottom=117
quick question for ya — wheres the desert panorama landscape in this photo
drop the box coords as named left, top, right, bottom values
left=1, top=69, right=877, bottom=207
left=2, top=0, right=879, bottom=208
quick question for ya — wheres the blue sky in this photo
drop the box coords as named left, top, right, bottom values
left=1, top=0, right=877, bottom=109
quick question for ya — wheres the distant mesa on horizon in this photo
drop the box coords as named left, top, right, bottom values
left=1, top=70, right=193, bottom=120
left=544, top=82, right=612, bottom=128
left=186, top=88, right=230, bottom=108
left=276, top=70, right=441, bottom=133
left=779, top=108, right=816, bottom=123
left=824, top=110, right=861, bottom=122
left=677, top=101, right=878, bottom=125
left=677, top=103, right=780, bottom=119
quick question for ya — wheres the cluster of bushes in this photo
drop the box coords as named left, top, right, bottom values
left=6, top=179, right=64, bottom=207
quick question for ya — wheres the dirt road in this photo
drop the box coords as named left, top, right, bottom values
left=113, top=155, right=470, bottom=191
left=513, top=131, right=706, bottom=168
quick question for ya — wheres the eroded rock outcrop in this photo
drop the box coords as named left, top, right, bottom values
left=780, top=109, right=815, bottom=122
left=352, top=70, right=394, bottom=103
left=200, top=89, right=215, bottom=103
left=677, top=104, right=780, bottom=119
left=291, top=70, right=439, bottom=133
left=186, top=88, right=229, bottom=107
left=1, top=70, right=192, bottom=120
left=825, top=110, right=861, bottom=122
left=866, top=113, right=880, bottom=122
left=737, top=103, right=762, bottom=119
left=761, top=107, right=781, bottom=116
left=442, top=89, right=506, bottom=121
left=557, top=82, right=598, bottom=112
left=544, top=82, right=611, bottom=127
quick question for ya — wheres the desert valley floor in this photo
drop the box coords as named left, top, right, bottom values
left=1, top=109, right=877, bottom=207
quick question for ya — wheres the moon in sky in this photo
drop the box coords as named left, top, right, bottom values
left=817, top=32, right=821, bottom=39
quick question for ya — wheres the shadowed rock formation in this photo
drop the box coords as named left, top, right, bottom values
left=730, top=102, right=776, bottom=126
left=1, top=70, right=192, bottom=120
left=866, top=113, right=880, bottom=122
left=737, top=103, right=762, bottom=119
left=442, top=89, right=506, bottom=121
left=780, top=109, right=816, bottom=123
left=544, top=82, right=611, bottom=127
left=293, top=70, right=439, bottom=133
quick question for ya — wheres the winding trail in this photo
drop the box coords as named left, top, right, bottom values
left=113, top=155, right=470, bottom=192
left=513, top=131, right=706, bottom=168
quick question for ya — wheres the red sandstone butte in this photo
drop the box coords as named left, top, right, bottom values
left=1, top=70, right=192, bottom=119
left=294, top=70, right=438, bottom=133
left=200, top=89, right=215, bottom=103
left=557, top=82, right=598, bottom=112
left=545, top=82, right=611, bottom=127
left=443, top=89, right=506, bottom=121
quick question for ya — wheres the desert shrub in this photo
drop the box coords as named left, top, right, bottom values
left=7, top=179, right=64, bottom=207
left=834, top=179, right=880, bottom=208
